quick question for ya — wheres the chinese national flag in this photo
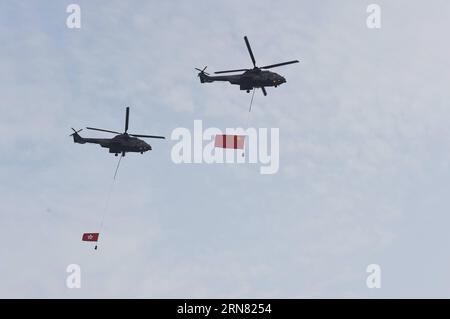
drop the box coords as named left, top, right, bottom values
left=214, top=135, right=245, bottom=149
left=82, top=233, right=100, bottom=242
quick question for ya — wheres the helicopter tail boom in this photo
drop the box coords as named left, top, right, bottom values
left=196, top=66, right=241, bottom=84
left=199, top=73, right=241, bottom=84
left=198, top=71, right=214, bottom=83
left=196, top=66, right=216, bottom=83
left=70, top=128, right=86, bottom=144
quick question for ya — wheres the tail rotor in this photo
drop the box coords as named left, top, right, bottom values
left=195, top=66, right=209, bottom=76
left=70, top=128, right=83, bottom=136
left=70, top=128, right=85, bottom=144
left=196, top=66, right=211, bottom=83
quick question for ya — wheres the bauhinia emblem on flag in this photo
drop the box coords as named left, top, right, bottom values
left=82, top=233, right=100, bottom=242
left=214, top=135, right=246, bottom=149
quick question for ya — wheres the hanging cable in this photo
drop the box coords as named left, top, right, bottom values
left=245, top=88, right=256, bottom=128
left=95, top=155, right=124, bottom=250
left=241, top=89, right=256, bottom=157
left=248, top=88, right=256, bottom=113
left=113, top=154, right=123, bottom=180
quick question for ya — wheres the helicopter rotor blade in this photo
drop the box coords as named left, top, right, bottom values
left=261, top=87, right=267, bottom=96
left=130, top=134, right=165, bottom=139
left=125, top=107, right=130, bottom=133
left=69, top=128, right=83, bottom=136
left=261, top=60, right=299, bottom=69
left=214, top=68, right=249, bottom=74
left=244, top=36, right=257, bottom=68
left=86, top=127, right=121, bottom=134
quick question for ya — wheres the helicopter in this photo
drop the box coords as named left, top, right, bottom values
left=70, top=107, right=165, bottom=157
left=196, top=36, right=299, bottom=96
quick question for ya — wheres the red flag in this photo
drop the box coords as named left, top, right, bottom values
left=214, top=135, right=245, bottom=149
left=82, top=233, right=99, bottom=242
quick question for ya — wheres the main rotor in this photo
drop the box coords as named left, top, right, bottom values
left=214, top=36, right=299, bottom=75
left=86, top=107, right=165, bottom=140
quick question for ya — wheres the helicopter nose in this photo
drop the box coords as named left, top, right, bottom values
left=275, top=77, right=286, bottom=84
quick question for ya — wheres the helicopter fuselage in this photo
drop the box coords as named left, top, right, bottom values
left=107, top=134, right=152, bottom=155
left=72, top=132, right=152, bottom=156
left=200, top=69, right=286, bottom=91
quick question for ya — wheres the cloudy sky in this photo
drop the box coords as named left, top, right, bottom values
left=2, top=0, right=450, bottom=298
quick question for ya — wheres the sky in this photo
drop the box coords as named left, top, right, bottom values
left=1, top=0, right=450, bottom=298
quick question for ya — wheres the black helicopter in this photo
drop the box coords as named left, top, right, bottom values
left=196, top=36, right=299, bottom=96
left=70, top=107, right=165, bottom=157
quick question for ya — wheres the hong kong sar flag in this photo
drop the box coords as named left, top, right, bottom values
left=82, top=233, right=99, bottom=242
left=214, top=135, right=245, bottom=149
